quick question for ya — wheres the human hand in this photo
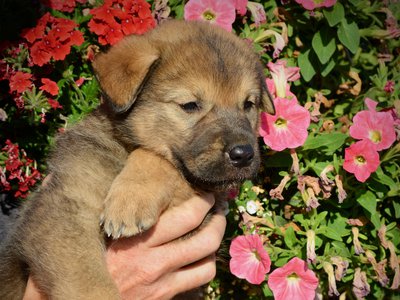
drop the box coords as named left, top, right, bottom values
left=24, top=193, right=226, bottom=300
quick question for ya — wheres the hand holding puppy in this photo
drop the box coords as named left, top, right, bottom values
left=24, top=193, right=225, bottom=300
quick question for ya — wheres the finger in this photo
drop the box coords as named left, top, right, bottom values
left=143, top=192, right=215, bottom=247
left=23, top=277, right=47, bottom=300
left=164, top=255, right=217, bottom=299
left=154, top=209, right=226, bottom=273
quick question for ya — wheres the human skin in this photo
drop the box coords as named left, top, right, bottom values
left=23, top=193, right=226, bottom=299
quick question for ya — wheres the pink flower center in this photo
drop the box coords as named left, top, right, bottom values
left=274, top=117, right=288, bottom=129
left=369, top=130, right=382, bottom=143
left=202, top=10, right=216, bottom=21
left=355, top=155, right=366, bottom=165
left=287, top=272, right=300, bottom=283
left=252, top=249, right=261, bottom=261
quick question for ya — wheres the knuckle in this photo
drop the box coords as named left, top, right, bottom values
left=137, top=264, right=161, bottom=285
left=182, top=210, right=203, bottom=230
left=204, top=258, right=217, bottom=282
left=204, top=226, right=224, bottom=252
left=202, top=192, right=216, bottom=206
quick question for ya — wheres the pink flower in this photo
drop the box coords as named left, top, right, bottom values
left=349, top=98, right=396, bottom=151
left=267, top=60, right=300, bottom=99
left=384, top=80, right=395, bottom=93
left=247, top=2, right=266, bottom=26
left=295, top=0, right=337, bottom=10
left=184, top=0, right=236, bottom=32
left=234, top=0, right=248, bottom=15
left=343, top=140, right=380, bottom=183
left=229, top=234, right=271, bottom=284
left=260, top=98, right=310, bottom=151
left=353, top=268, right=370, bottom=299
left=268, top=257, right=319, bottom=300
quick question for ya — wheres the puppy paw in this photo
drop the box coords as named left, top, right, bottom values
left=100, top=181, right=160, bottom=239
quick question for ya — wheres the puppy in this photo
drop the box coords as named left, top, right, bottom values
left=0, top=20, right=274, bottom=299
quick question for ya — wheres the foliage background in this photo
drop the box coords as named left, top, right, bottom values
left=0, top=0, right=399, bottom=299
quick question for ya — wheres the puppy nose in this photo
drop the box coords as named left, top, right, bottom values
left=228, top=144, right=254, bottom=168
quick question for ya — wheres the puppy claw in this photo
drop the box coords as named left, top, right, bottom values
left=99, top=214, right=105, bottom=226
left=115, top=224, right=125, bottom=239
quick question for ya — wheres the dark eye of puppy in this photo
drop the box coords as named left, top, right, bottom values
left=243, top=100, right=255, bottom=111
left=180, top=101, right=201, bottom=113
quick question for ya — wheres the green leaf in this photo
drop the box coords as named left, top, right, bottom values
left=330, top=241, right=351, bottom=258
left=284, top=226, right=298, bottom=249
left=321, top=59, right=336, bottom=77
left=298, top=49, right=317, bottom=82
left=323, top=3, right=345, bottom=27
left=372, top=167, right=399, bottom=195
left=322, top=227, right=343, bottom=241
left=337, top=19, right=360, bottom=54
left=302, top=132, right=348, bottom=154
left=265, top=152, right=292, bottom=168
left=262, top=284, right=273, bottom=297
left=312, top=28, right=336, bottom=64
left=314, top=211, right=328, bottom=227
left=357, top=191, right=376, bottom=215
left=393, top=202, right=400, bottom=219
left=328, top=213, right=350, bottom=237
left=357, top=191, right=381, bottom=228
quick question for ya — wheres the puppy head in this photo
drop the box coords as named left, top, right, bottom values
left=94, top=20, right=275, bottom=190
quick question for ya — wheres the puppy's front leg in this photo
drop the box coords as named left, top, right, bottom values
left=101, top=148, right=185, bottom=238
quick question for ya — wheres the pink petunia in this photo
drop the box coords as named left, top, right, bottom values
left=260, top=98, right=310, bottom=151
left=267, top=60, right=300, bottom=99
left=349, top=98, right=396, bottom=151
left=234, top=0, right=248, bottom=15
left=343, top=139, right=380, bottom=183
left=247, top=1, right=266, bottom=27
left=229, top=234, right=271, bottom=284
left=184, top=0, right=236, bottom=32
left=295, top=0, right=337, bottom=10
left=268, top=257, right=319, bottom=300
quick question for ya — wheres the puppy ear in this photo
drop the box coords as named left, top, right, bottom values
left=93, top=37, right=159, bottom=113
left=261, top=83, right=275, bottom=115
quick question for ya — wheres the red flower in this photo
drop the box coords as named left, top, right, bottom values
left=1, top=140, right=41, bottom=199
left=88, top=0, right=156, bottom=46
left=22, top=14, right=84, bottom=66
left=9, top=71, right=33, bottom=94
left=75, top=77, right=85, bottom=87
left=102, top=21, right=124, bottom=46
left=52, top=42, right=72, bottom=60
left=41, top=0, right=86, bottom=13
left=68, top=30, right=85, bottom=46
left=40, top=78, right=59, bottom=96
left=30, top=41, right=52, bottom=66
left=48, top=98, right=63, bottom=109
left=49, top=20, right=77, bottom=41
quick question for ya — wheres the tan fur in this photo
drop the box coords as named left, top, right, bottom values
left=0, top=20, right=273, bottom=299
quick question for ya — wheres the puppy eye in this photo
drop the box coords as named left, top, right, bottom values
left=180, top=101, right=201, bottom=113
left=243, top=100, right=255, bottom=111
